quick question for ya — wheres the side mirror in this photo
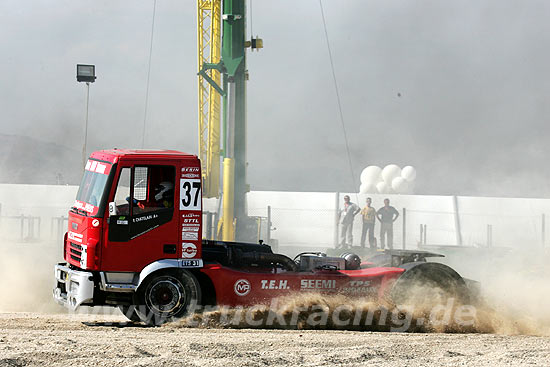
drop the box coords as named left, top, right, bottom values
left=108, top=202, right=118, bottom=217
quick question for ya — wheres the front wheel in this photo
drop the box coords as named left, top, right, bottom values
left=135, top=270, right=201, bottom=326
left=118, top=305, right=141, bottom=322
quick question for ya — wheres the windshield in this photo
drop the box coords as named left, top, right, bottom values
left=74, top=160, right=113, bottom=217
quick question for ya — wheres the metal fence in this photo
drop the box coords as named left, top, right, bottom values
left=0, top=203, right=68, bottom=242
left=252, top=205, right=549, bottom=251
left=1, top=198, right=547, bottom=250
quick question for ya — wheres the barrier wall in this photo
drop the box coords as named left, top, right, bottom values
left=1, top=184, right=548, bottom=249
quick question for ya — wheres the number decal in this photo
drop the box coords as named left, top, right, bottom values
left=192, top=182, right=201, bottom=206
left=182, top=181, right=192, bottom=206
left=180, top=179, right=201, bottom=211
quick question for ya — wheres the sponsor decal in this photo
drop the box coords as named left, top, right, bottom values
left=91, top=219, right=100, bottom=227
left=182, top=243, right=198, bottom=258
left=182, top=218, right=200, bottom=224
left=350, top=280, right=371, bottom=287
left=95, top=163, right=106, bottom=174
left=181, top=167, right=200, bottom=179
left=74, top=200, right=96, bottom=214
left=181, top=259, right=203, bottom=268
left=85, top=160, right=110, bottom=175
left=182, top=232, right=199, bottom=240
left=181, top=173, right=199, bottom=179
left=182, top=224, right=200, bottom=228
left=181, top=167, right=200, bottom=173
left=130, top=225, right=158, bottom=239
left=342, top=280, right=378, bottom=296
left=71, top=222, right=78, bottom=230
left=68, top=231, right=83, bottom=243
left=261, top=279, right=290, bottom=290
left=234, top=279, right=251, bottom=296
left=80, top=245, right=87, bottom=269
left=132, top=214, right=158, bottom=223
left=300, top=279, right=336, bottom=290
left=182, top=226, right=200, bottom=232
left=117, top=220, right=128, bottom=225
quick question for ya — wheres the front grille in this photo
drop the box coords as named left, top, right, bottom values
left=71, top=243, right=82, bottom=251
left=70, top=255, right=80, bottom=262
left=69, top=242, right=81, bottom=262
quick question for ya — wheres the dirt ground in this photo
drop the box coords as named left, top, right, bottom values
left=0, top=312, right=549, bottom=367
left=1, top=242, right=550, bottom=365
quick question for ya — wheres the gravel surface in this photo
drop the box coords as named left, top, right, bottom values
left=1, top=243, right=550, bottom=365
left=1, top=313, right=550, bottom=367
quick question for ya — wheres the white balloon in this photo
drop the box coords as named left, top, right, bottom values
left=391, top=176, right=408, bottom=194
left=376, top=181, right=390, bottom=194
left=382, top=164, right=401, bottom=183
left=360, top=166, right=382, bottom=184
left=401, top=166, right=417, bottom=182
left=362, top=182, right=376, bottom=194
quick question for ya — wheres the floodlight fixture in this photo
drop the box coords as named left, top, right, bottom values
left=76, top=64, right=96, bottom=83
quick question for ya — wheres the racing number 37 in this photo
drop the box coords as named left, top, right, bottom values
left=180, top=179, right=201, bottom=211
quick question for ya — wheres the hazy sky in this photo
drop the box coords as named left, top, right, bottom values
left=2, top=0, right=550, bottom=197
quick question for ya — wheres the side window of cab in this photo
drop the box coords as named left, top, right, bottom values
left=109, top=165, right=176, bottom=242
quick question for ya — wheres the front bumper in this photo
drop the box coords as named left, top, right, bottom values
left=53, top=262, right=94, bottom=310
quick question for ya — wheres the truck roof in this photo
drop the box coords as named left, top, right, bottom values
left=91, top=149, right=197, bottom=163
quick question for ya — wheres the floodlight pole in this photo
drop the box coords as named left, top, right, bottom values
left=76, top=64, right=96, bottom=168
left=82, top=82, right=90, bottom=168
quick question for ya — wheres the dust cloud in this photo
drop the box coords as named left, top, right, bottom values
left=0, top=239, right=63, bottom=314
left=171, top=247, right=550, bottom=336
left=441, top=247, right=550, bottom=336
left=171, top=288, right=549, bottom=335
left=1, top=229, right=549, bottom=336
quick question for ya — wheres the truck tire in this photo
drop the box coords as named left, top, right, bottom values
left=118, top=305, right=141, bottom=323
left=390, top=262, right=470, bottom=306
left=135, top=270, right=201, bottom=326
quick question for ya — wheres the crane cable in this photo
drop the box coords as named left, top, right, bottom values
left=141, top=0, right=157, bottom=148
left=318, top=0, right=359, bottom=202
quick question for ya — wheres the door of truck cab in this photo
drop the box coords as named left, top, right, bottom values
left=102, top=160, right=180, bottom=272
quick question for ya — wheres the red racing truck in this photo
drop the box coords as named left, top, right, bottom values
left=54, top=149, right=474, bottom=325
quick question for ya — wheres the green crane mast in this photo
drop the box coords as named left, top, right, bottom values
left=198, top=0, right=262, bottom=241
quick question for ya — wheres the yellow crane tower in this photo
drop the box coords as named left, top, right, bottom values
left=197, top=0, right=222, bottom=199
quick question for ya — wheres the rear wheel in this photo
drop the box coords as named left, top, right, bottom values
left=390, top=262, right=470, bottom=306
left=135, top=270, right=201, bottom=326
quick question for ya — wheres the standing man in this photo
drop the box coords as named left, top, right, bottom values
left=339, top=195, right=360, bottom=248
left=360, top=197, right=377, bottom=249
left=376, top=198, right=399, bottom=249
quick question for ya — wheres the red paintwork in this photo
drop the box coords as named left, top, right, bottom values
left=92, top=149, right=195, bottom=163
left=201, top=265, right=404, bottom=306
left=66, top=149, right=409, bottom=308
left=66, top=213, right=102, bottom=270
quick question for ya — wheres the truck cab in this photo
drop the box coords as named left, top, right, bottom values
left=54, top=150, right=204, bottom=315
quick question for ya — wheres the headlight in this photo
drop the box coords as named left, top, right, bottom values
left=70, top=281, right=80, bottom=293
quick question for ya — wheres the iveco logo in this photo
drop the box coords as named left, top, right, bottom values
left=71, top=223, right=78, bottom=230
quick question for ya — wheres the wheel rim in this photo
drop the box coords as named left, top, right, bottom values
left=145, top=277, right=186, bottom=317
